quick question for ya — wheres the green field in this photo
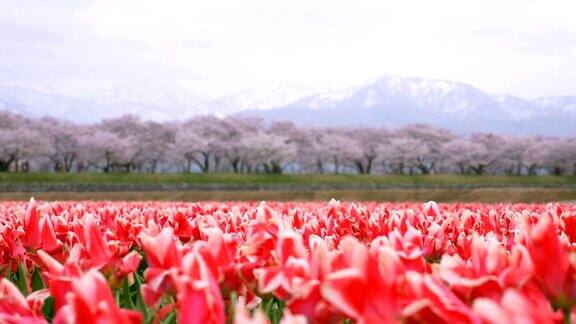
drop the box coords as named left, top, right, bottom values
left=0, top=188, right=574, bottom=203
left=1, top=172, right=576, bottom=186
left=2, top=173, right=575, bottom=202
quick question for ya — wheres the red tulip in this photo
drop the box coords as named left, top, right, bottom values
left=403, top=272, right=480, bottom=324
left=527, top=213, right=571, bottom=299
left=22, top=199, right=41, bottom=249
left=322, top=237, right=403, bottom=323
left=1, top=200, right=576, bottom=323
left=139, top=227, right=181, bottom=270
left=118, top=251, right=143, bottom=276
left=83, top=216, right=111, bottom=268
left=0, top=278, right=47, bottom=324
left=176, top=249, right=225, bottom=324
left=22, top=199, right=61, bottom=252
left=255, top=230, right=310, bottom=299
left=52, top=270, right=142, bottom=324
left=473, top=288, right=561, bottom=323
left=36, top=249, right=82, bottom=310
left=562, top=214, right=576, bottom=244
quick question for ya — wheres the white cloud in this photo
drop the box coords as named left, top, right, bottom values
left=1, top=0, right=576, bottom=100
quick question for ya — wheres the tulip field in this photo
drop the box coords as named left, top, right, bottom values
left=1, top=199, right=576, bottom=323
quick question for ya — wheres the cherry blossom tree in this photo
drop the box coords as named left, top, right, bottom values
left=498, top=135, right=538, bottom=175
left=138, top=121, right=176, bottom=172
left=221, top=116, right=262, bottom=173
left=347, top=127, right=389, bottom=174
left=1, top=110, right=576, bottom=175
left=175, top=116, right=231, bottom=173
left=172, top=125, right=206, bottom=173
left=465, top=133, right=506, bottom=175
left=79, top=128, right=140, bottom=172
left=246, top=132, right=296, bottom=174
left=394, top=124, right=456, bottom=174
left=542, top=137, right=574, bottom=175
left=315, top=129, right=359, bottom=174
left=0, top=112, right=49, bottom=171
left=442, top=138, right=479, bottom=174
left=37, top=118, right=86, bottom=172
left=268, top=121, right=313, bottom=173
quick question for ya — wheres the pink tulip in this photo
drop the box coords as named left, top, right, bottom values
left=0, top=278, right=47, bottom=324
left=53, top=270, right=142, bottom=324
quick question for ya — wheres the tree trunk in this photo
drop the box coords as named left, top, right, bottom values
left=192, top=152, right=210, bottom=173
left=214, top=156, right=221, bottom=172
left=64, top=156, right=75, bottom=172
left=271, top=162, right=282, bottom=174
left=553, top=166, right=563, bottom=175
left=316, top=159, right=324, bottom=173
left=0, top=160, right=10, bottom=172
left=470, top=165, right=485, bottom=175
left=417, top=164, right=430, bottom=174
left=515, top=162, right=522, bottom=176
left=366, top=157, right=374, bottom=174
left=203, top=153, right=210, bottom=173
left=231, top=158, right=240, bottom=173
left=397, top=162, right=404, bottom=175
left=354, top=160, right=365, bottom=174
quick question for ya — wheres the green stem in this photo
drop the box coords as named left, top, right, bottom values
left=563, top=307, right=571, bottom=324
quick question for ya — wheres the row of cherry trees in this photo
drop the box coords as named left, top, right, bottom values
left=1, top=111, right=575, bottom=175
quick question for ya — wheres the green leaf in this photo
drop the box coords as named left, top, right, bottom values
left=31, top=267, right=44, bottom=291
left=114, top=289, right=121, bottom=305
left=4, top=265, right=13, bottom=280
left=16, top=262, right=29, bottom=295
left=162, top=311, right=177, bottom=324
left=122, top=273, right=152, bottom=322
left=122, top=277, right=136, bottom=309
left=261, top=295, right=285, bottom=324
left=42, top=296, right=55, bottom=321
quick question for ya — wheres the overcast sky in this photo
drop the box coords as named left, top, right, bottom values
left=1, top=0, right=576, bottom=98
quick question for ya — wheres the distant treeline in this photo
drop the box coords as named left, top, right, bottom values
left=1, top=111, right=575, bottom=175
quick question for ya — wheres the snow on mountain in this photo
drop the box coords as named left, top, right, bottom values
left=533, top=96, right=576, bottom=113
left=58, top=81, right=213, bottom=120
left=0, top=85, right=101, bottom=123
left=281, top=76, right=501, bottom=116
left=240, top=75, right=576, bottom=135
left=211, top=83, right=316, bottom=113
left=1, top=76, right=576, bottom=135
left=0, top=81, right=316, bottom=122
left=241, top=76, right=505, bottom=128
left=0, top=82, right=211, bottom=123
left=492, top=95, right=536, bottom=120
left=78, top=82, right=208, bottom=109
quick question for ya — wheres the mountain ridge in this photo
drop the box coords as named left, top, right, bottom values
left=239, top=76, right=576, bottom=135
left=1, top=76, right=575, bottom=135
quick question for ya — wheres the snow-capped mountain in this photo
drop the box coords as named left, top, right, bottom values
left=0, top=82, right=211, bottom=123
left=210, top=83, right=317, bottom=113
left=492, top=95, right=537, bottom=120
left=240, top=76, right=576, bottom=135
left=0, top=81, right=316, bottom=123
left=533, top=96, right=576, bottom=114
left=1, top=76, right=576, bottom=135
left=303, top=76, right=494, bottom=113
left=0, top=85, right=103, bottom=123
left=66, top=81, right=211, bottom=114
